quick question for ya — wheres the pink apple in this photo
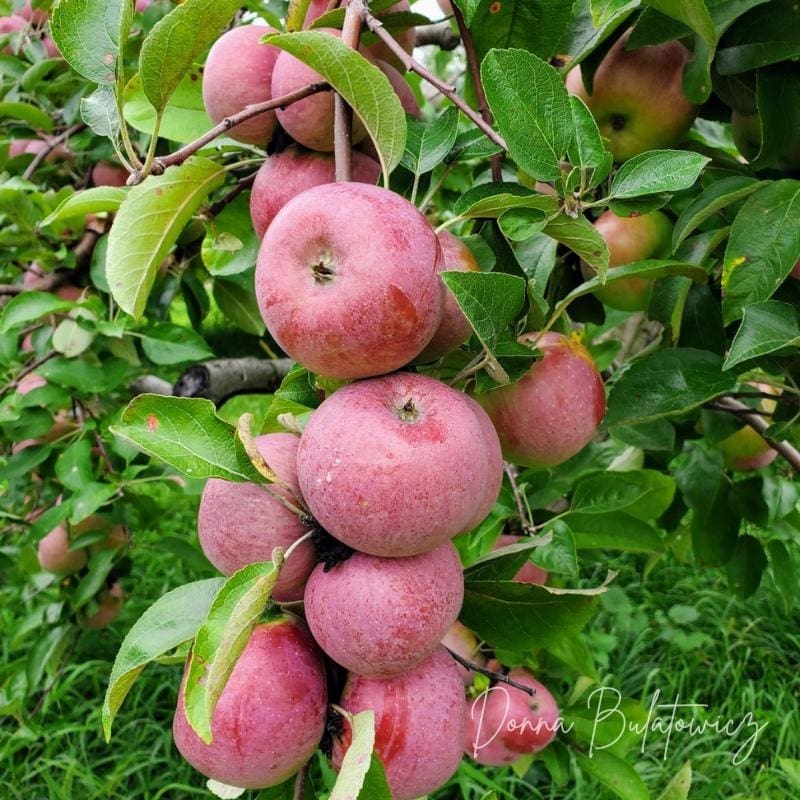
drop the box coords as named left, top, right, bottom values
left=442, top=620, right=486, bottom=685
left=81, top=582, right=124, bottom=629
left=479, top=332, right=606, bottom=468
left=304, top=541, right=463, bottom=677
left=202, top=25, right=281, bottom=146
left=173, top=615, right=327, bottom=788
left=91, top=161, right=128, bottom=187
left=333, top=647, right=466, bottom=800
left=37, top=524, right=87, bottom=574
left=297, top=372, right=503, bottom=556
left=197, top=433, right=315, bottom=601
left=0, top=16, right=25, bottom=54
left=249, top=146, right=380, bottom=238
left=255, top=182, right=442, bottom=380
left=494, top=534, right=548, bottom=585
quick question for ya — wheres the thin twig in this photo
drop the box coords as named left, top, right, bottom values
left=293, top=762, right=309, bottom=800
left=451, top=3, right=501, bottom=182
left=203, top=172, right=258, bottom=220
left=360, top=7, right=507, bottom=151
left=130, top=82, right=331, bottom=184
left=0, top=285, right=24, bottom=295
left=22, top=123, right=85, bottom=181
left=415, top=21, right=461, bottom=50
left=2, top=351, right=57, bottom=396
left=334, top=1, right=363, bottom=181
left=504, top=463, right=535, bottom=534
left=445, top=647, right=536, bottom=696
left=711, top=396, right=800, bottom=472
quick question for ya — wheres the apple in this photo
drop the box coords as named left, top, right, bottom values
left=494, top=534, right=548, bottom=585
left=91, top=161, right=128, bottom=187
left=479, top=332, right=606, bottom=468
left=465, top=668, right=559, bottom=765
left=81, top=582, right=124, bottom=629
left=566, top=29, right=696, bottom=161
left=37, top=524, right=87, bottom=574
left=202, top=25, right=281, bottom=146
left=304, top=541, right=463, bottom=677
left=18, top=1, right=47, bottom=24
left=255, top=182, right=442, bottom=380
left=438, top=0, right=454, bottom=13
left=333, top=647, right=465, bottom=800
left=0, top=16, right=25, bottom=54
left=272, top=29, right=367, bottom=152
left=173, top=615, right=327, bottom=789
left=582, top=209, right=673, bottom=312
left=197, top=433, right=315, bottom=601
left=716, top=383, right=778, bottom=471
left=373, top=58, right=421, bottom=117
left=297, top=372, right=503, bottom=556
left=462, top=393, right=504, bottom=530
left=417, top=230, right=480, bottom=361
left=442, top=621, right=486, bottom=685
left=249, top=146, right=380, bottom=238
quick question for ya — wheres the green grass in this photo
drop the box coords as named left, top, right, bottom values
left=2, top=496, right=798, bottom=800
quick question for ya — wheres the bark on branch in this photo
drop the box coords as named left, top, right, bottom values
left=172, top=357, right=294, bottom=403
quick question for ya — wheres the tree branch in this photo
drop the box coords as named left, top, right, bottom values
left=172, top=357, right=294, bottom=403
left=415, top=21, right=461, bottom=51
left=360, top=7, right=507, bottom=151
left=22, top=123, right=85, bottom=181
left=445, top=647, right=535, bottom=696
left=129, top=82, right=332, bottom=184
left=334, top=0, right=364, bottom=182
left=451, top=4, right=501, bottom=181
left=202, top=172, right=257, bottom=220
left=711, top=396, right=800, bottom=472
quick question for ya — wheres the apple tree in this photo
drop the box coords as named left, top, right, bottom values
left=1, top=0, right=799, bottom=798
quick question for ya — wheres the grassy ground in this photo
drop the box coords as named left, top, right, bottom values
left=1, top=493, right=798, bottom=800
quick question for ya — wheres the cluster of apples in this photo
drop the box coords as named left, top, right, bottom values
left=171, top=14, right=614, bottom=796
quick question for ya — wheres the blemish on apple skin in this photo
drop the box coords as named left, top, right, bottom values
left=146, top=414, right=159, bottom=431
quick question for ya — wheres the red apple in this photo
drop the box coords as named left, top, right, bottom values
left=297, top=372, right=503, bottom=556
left=479, top=332, right=606, bottom=468
left=255, top=182, right=442, bottom=380
left=37, top=524, right=88, bottom=574
left=91, top=161, right=128, bottom=187
left=173, top=615, right=327, bottom=788
left=81, top=582, right=124, bottom=629
left=0, top=15, right=25, bottom=54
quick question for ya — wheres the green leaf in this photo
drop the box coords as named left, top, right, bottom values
left=184, top=561, right=282, bottom=743
left=69, top=481, right=118, bottom=524
left=440, top=271, right=526, bottom=353
left=139, top=0, right=240, bottom=113
left=0, top=100, right=54, bottom=132
left=567, top=95, right=609, bottom=169
left=692, top=482, right=740, bottom=567
left=543, top=214, right=609, bottom=274
left=606, top=349, right=737, bottom=426
left=672, top=176, right=762, bottom=250
left=727, top=535, right=766, bottom=598
left=41, top=187, right=127, bottom=227
left=721, top=180, right=800, bottom=324
left=498, top=208, right=548, bottom=242
left=464, top=539, right=543, bottom=582
left=71, top=549, right=117, bottom=610
left=124, top=65, right=213, bottom=143
left=50, top=0, right=122, bottom=84
left=110, top=394, right=264, bottom=482
left=0, top=292, right=76, bottom=333
left=461, top=581, right=597, bottom=651
left=264, top=31, right=406, bottom=177
left=453, top=183, right=559, bottom=219
left=767, top=540, right=796, bottom=614
left=571, top=470, right=675, bottom=520
left=724, top=301, right=800, bottom=370
left=610, top=150, right=710, bottom=199
left=140, top=323, right=214, bottom=365
left=656, top=761, right=692, bottom=800
left=642, top=0, right=716, bottom=45
left=330, top=710, right=390, bottom=800
left=482, top=48, right=571, bottom=181
left=55, top=439, right=94, bottom=492
left=576, top=746, right=650, bottom=800
left=202, top=194, right=260, bottom=277
left=52, top=314, right=95, bottom=358
left=213, top=278, right=265, bottom=336
left=566, top=512, right=666, bottom=553
left=401, top=107, right=459, bottom=177
left=102, top=578, right=224, bottom=740
left=107, top=157, right=226, bottom=318
left=532, top=520, right=579, bottom=576
left=753, top=64, right=800, bottom=170
left=81, top=86, right=120, bottom=139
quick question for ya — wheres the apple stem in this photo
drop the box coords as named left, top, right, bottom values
left=127, top=82, right=332, bottom=185
left=445, top=647, right=536, bottom=696
left=360, top=6, right=508, bottom=152
left=504, top=463, right=536, bottom=534
left=334, top=0, right=364, bottom=182
left=283, top=530, right=314, bottom=564
left=450, top=3, right=502, bottom=182
left=293, top=762, right=309, bottom=800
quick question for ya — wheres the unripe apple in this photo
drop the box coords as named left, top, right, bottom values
left=566, top=30, right=696, bottom=161
left=272, top=29, right=367, bottom=152
left=255, top=182, right=442, bottom=380
left=249, top=146, right=380, bottom=238
left=202, top=25, right=281, bottom=146
left=197, top=433, right=315, bottom=601
left=716, top=382, right=778, bottom=471
left=37, top=524, right=87, bottom=574
left=173, top=615, right=327, bottom=789
left=465, top=669, right=559, bottom=765
left=305, top=542, right=463, bottom=677
left=494, top=534, right=548, bottom=585
left=442, top=621, right=485, bottom=685
left=81, top=582, right=124, bottom=629
left=582, top=209, right=673, bottom=312
left=418, top=230, right=480, bottom=361
left=297, top=372, right=503, bottom=556
left=479, top=332, right=606, bottom=468
left=91, top=161, right=128, bottom=187
left=333, top=647, right=466, bottom=800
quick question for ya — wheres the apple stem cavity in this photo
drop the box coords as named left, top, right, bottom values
left=309, top=524, right=355, bottom=572
left=444, top=645, right=537, bottom=696
left=396, top=397, right=420, bottom=423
